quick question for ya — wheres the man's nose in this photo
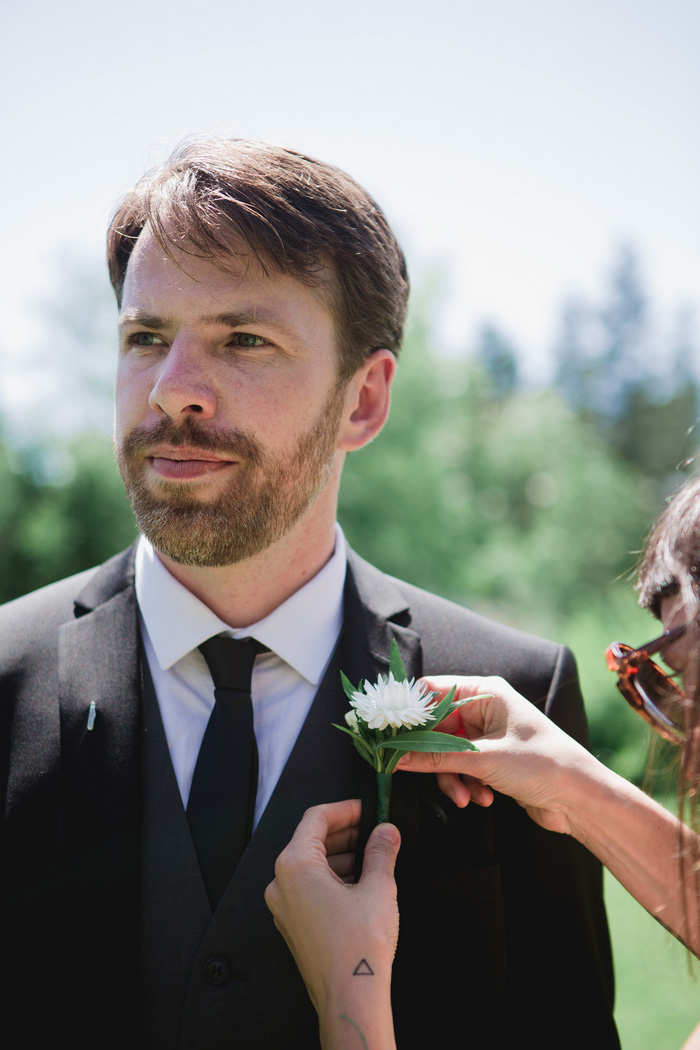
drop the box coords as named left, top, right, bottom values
left=148, top=340, right=217, bottom=420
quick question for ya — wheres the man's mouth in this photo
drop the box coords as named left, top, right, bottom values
left=146, top=446, right=237, bottom=481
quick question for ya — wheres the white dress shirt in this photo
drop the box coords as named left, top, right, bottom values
left=135, top=525, right=347, bottom=827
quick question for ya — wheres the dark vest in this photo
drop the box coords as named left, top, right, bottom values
left=138, top=656, right=351, bottom=1050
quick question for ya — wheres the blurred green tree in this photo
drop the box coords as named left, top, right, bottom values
left=0, top=432, right=136, bottom=603
left=475, top=323, right=519, bottom=400
left=339, top=310, right=664, bottom=776
left=341, top=316, right=655, bottom=617
left=553, top=246, right=700, bottom=482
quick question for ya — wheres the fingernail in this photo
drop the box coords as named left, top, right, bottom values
left=375, top=823, right=400, bottom=845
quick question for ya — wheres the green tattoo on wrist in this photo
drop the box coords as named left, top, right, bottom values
left=339, top=1014, right=369, bottom=1050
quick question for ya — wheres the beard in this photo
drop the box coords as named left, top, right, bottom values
left=115, top=382, right=347, bottom=567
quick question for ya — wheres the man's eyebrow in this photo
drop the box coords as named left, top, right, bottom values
left=202, top=311, right=287, bottom=329
left=118, top=311, right=165, bottom=329
left=118, top=310, right=286, bottom=330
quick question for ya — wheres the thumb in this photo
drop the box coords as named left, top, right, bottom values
left=360, top=823, right=401, bottom=884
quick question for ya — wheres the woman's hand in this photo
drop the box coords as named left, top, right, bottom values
left=265, top=800, right=400, bottom=1049
left=397, top=676, right=600, bottom=834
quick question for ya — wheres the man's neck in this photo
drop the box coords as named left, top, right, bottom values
left=155, top=514, right=339, bottom=629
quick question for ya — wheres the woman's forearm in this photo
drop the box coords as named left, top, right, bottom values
left=560, top=756, right=699, bottom=954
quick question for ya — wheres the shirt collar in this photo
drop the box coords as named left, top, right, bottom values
left=135, top=525, right=347, bottom=686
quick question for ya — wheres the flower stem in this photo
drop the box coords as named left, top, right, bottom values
left=376, top=771, right=392, bottom=824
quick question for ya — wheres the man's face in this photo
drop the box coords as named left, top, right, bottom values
left=115, top=229, right=351, bottom=567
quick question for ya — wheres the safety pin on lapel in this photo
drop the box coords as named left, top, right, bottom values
left=86, top=701, right=97, bottom=731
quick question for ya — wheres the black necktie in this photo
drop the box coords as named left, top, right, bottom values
left=187, top=635, right=265, bottom=908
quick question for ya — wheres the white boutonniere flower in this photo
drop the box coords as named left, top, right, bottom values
left=349, top=671, right=437, bottom=730
left=334, top=640, right=481, bottom=823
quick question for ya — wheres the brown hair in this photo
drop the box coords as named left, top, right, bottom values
left=638, top=476, right=700, bottom=622
left=637, top=474, right=700, bottom=947
left=107, top=137, right=409, bottom=379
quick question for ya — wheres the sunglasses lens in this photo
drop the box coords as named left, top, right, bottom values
left=607, top=641, right=687, bottom=744
left=628, top=661, right=686, bottom=741
left=608, top=630, right=688, bottom=747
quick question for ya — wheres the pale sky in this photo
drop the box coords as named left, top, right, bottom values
left=1, top=0, right=698, bottom=433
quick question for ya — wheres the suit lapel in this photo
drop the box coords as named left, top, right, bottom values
left=343, top=546, right=423, bottom=682
left=58, top=547, right=142, bottom=1036
left=59, top=546, right=141, bottom=864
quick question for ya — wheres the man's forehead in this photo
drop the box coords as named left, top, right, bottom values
left=122, top=224, right=338, bottom=316
left=124, top=225, right=257, bottom=284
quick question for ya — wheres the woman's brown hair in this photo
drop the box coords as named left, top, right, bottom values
left=637, top=475, right=700, bottom=948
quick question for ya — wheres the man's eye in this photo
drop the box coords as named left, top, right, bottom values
left=233, top=332, right=266, bottom=348
left=132, top=332, right=161, bottom=346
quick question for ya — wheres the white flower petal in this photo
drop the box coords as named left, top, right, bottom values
left=349, top=672, right=437, bottom=731
left=344, top=709, right=360, bottom=734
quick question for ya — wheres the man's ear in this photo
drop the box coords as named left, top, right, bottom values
left=337, top=349, right=396, bottom=452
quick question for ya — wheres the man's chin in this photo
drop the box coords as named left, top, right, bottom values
left=132, top=496, right=290, bottom=568
left=141, top=527, right=251, bottom=569
left=150, top=542, right=243, bottom=569
left=132, top=502, right=241, bottom=566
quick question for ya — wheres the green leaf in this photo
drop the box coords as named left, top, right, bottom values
left=380, top=731, right=480, bottom=753
left=340, top=671, right=359, bottom=701
left=331, top=722, right=357, bottom=739
left=332, top=723, right=375, bottom=764
left=374, top=741, right=404, bottom=774
left=388, top=639, right=407, bottom=682
left=452, top=692, right=494, bottom=710
left=425, top=685, right=456, bottom=726
left=384, top=749, right=404, bottom=774
left=375, top=724, right=398, bottom=746
left=355, top=718, right=374, bottom=745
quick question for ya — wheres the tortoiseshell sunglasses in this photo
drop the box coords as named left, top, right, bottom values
left=605, top=624, right=689, bottom=745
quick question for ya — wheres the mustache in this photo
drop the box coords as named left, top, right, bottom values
left=119, top=417, right=264, bottom=466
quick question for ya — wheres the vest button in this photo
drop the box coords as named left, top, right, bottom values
left=204, top=957, right=230, bottom=984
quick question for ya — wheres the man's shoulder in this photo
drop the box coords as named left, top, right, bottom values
left=0, top=547, right=136, bottom=659
left=394, top=572, right=560, bottom=659
left=347, top=548, right=574, bottom=697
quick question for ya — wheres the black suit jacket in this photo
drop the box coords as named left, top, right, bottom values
left=0, top=544, right=619, bottom=1048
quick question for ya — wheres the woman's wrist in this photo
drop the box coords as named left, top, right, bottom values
left=559, top=755, right=636, bottom=845
left=314, top=934, right=396, bottom=1049
left=318, top=967, right=395, bottom=1050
